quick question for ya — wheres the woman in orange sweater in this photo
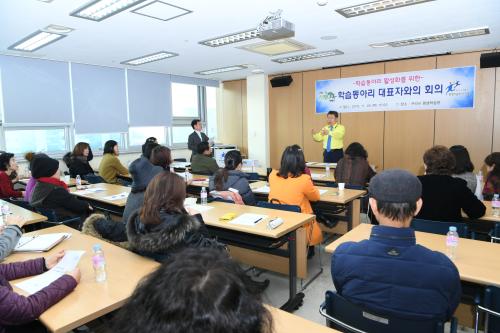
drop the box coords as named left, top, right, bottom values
left=268, top=145, right=322, bottom=255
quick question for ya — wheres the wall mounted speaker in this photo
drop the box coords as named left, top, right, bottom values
left=270, top=75, right=293, bottom=87
left=480, top=52, right=500, bottom=68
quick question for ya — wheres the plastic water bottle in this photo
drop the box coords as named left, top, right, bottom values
left=75, top=175, right=82, bottom=189
left=492, top=194, right=500, bottom=217
left=325, top=164, right=330, bottom=177
left=446, top=226, right=459, bottom=260
left=200, top=187, right=208, bottom=205
left=92, top=244, right=107, bottom=282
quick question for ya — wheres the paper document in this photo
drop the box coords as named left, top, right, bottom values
left=184, top=197, right=198, bottom=206
left=15, top=250, right=85, bottom=295
left=184, top=204, right=214, bottom=213
left=319, top=189, right=329, bottom=195
left=311, top=173, right=326, bottom=179
left=14, top=233, right=71, bottom=252
left=103, top=192, right=129, bottom=200
left=253, top=186, right=270, bottom=194
left=229, top=213, right=268, bottom=227
left=74, top=188, right=105, bottom=195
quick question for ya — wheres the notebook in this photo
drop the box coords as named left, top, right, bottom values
left=14, top=233, right=71, bottom=252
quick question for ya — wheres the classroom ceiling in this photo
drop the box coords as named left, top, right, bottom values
left=1, top=0, right=499, bottom=82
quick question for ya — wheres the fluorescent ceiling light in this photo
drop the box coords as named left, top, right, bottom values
left=272, top=49, right=344, bottom=63
left=37, top=0, right=55, bottom=2
left=8, top=30, right=66, bottom=52
left=195, top=65, right=248, bottom=75
left=121, top=51, right=178, bottom=65
left=336, top=0, right=435, bottom=18
left=131, top=1, right=192, bottom=21
left=70, top=0, right=148, bottom=21
left=44, top=24, right=74, bottom=34
left=238, top=39, right=314, bottom=56
left=199, top=29, right=260, bottom=47
left=374, top=27, right=490, bottom=47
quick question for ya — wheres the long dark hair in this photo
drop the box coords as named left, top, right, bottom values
left=485, top=152, right=500, bottom=178
left=214, top=150, right=242, bottom=191
left=449, top=145, right=474, bottom=174
left=277, top=145, right=306, bottom=179
left=113, top=248, right=273, bottom=333
left=345, top=142, right=368, bottom=159
left=72, top=142, right=90, bottom=157
left=103, top=140, right=118, bottom=155
left=140, top=172, right=186, bottom=225
left=0, top=153, right=14, bottom=171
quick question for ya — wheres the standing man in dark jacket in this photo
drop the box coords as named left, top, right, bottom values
left=331, top=169, right=461, bottom=321
left=30, top=157, right=92, bottom=221
left=187, top=119, right=209, bottom=161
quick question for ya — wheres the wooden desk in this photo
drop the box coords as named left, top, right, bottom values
left=0, top=199, right=47, bottom=225
left=19, top=178, right=88, bottom=187
left=70, top=183, right=130, bottom=216
left=269, top=306, right=339, bottom=333
left=250, top=181, right=366, bottom=232
left=202, top=201, right=315, bottom=312
left=70, top=183, right=130, bottom=207
left=7, top=225, right=159, bottom=333
left=325, top=224, right=500, bottom=287
left=479, top=201, right=500, bottom=223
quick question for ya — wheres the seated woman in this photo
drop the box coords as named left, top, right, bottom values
left=334, top=142, right=375, bottom=187
left=416, top=146, right=485, bottom=221
left=268, top=145, right=322, bottom=255
left=30, top=157, right=93, bottom=222
left=64, top=142, right=102, bottom=183
left=209, top=150, right=256, bottom=205
left=190, top=142, right=219, bottom=175
left=483, top=152, right=500, bottom=201
left=450, top=145, right=477, bottom=193
left=0, top=251, right=80, bottom=333
left=0, top=153, right=24, bottom=199
left=126, top=172, right=224, bottom=262
left=0, top=215, right=26, bottom=260
left=98, top=140, right=129, bottom=185
left=113, top=248, right=272, bottom=333
left=23, top=152, right=48, bottom=202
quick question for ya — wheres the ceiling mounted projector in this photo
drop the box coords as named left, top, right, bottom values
left=258, top=10, right=295, bottom=41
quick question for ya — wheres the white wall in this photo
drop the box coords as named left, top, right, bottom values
left=246, top=74, right=270, bottom=167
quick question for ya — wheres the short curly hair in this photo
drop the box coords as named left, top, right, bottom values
left=423, top=146, right=456, bottom=175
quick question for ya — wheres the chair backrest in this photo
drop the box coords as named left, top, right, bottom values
left=245, top=172, right=260, bottom=181
left=484, top=286, right=500, bottom=333
left=83, top=174, right=104, bottom=184
left=35, top=207, right=60, bottom=222
left=320, top=290, right=447, bottom=333
left=491, top=223, right=500, bottom=243
left=411, top=218, right=469, bottom=238
left=256, top=201, right=301, bottom=213
left=209, top=197, right=234, bottom=204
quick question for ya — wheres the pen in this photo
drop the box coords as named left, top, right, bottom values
left=253, top=218, right=263, bottom=224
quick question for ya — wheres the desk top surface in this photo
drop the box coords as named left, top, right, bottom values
left=250, top=181, right=365, bottom=205
left=200, top=201, right=315, bottom=238
left=325, top=223, right=500, bottom=287
left=70, top=183, right=130, bottom=207
left=269, top=306, right=340, bottom=333
left=479, top=201, right=500, bottom=222
left=7, top=225, right=159, bottom=333
left=0, top=199, right=47, bottom=225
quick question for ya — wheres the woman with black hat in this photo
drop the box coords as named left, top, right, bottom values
left=30, top=157, right=92, bottom=221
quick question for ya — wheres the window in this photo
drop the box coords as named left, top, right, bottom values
left=74, top=133, right=123, bottom=152
left=4, top=128, right=67, bottom=155
left=171, top=126, right=194, bottom=146
left=171, top=83, right=199, bottom=118
left=206, top=86, right=218, bottom=139
left=129, top=126, right=166, bottom=147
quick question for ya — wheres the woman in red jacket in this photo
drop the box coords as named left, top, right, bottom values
left=0, top=250, right=80, bottom=333
left=0, top=153, right=24, bottom=199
